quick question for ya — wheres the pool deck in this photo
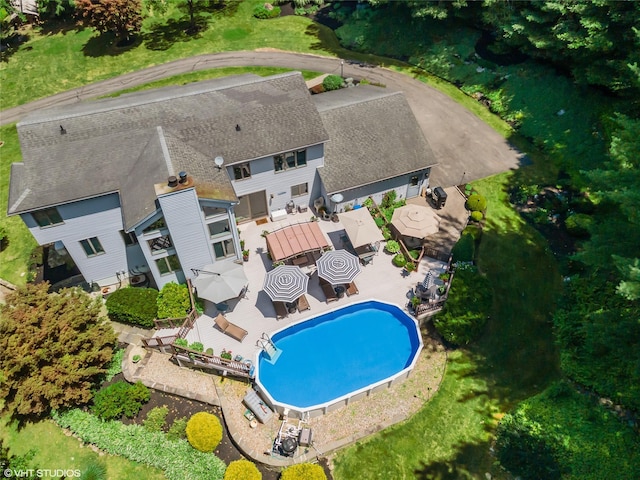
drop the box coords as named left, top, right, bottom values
left=124, top=187, right=465, bottom=467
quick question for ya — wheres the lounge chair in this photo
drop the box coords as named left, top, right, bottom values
left=213, top=314, right=248, bottom=342
left=346, top=281, right=359, bottom=296
left=273, top=301, right=288, bottom=320
left=297, top=294, right=310, bottom=312
left=319, top=278, right=339, bottom=303
left=243, top=389, right=274, bottom=424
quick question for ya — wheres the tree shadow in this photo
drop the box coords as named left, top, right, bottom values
left=0, top=32, right=31, bottom=63
left=82, top=32, right=142, bottom=57
left=143, top=16, right=204, bottom=51
left=36, top=17, right=79, bottom=36
left=414, top=441, right=501, bottom=480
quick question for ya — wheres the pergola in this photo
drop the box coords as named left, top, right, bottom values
left=265, top=222, right=330, bottom=262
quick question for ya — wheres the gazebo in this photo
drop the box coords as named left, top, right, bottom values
left=265, top=222, right=330, bottom=263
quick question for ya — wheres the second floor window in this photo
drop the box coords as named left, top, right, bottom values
left=274, top=150, right=307, bottom=172
left=148, top=234, right=173, bottom=254
left=208, top=219, right=230, bottom=239
left=33, top=207, right=63, bottom=227
left=80, top=237, right=104, bottom=257
left=233, top=163, right=251, bottom=180
left=156, top=254, right=181, bottom=275
left=143, top=217, right=166, bottom=234
left=120, top=231, right=138, bottom=246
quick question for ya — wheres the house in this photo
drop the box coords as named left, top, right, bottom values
left=7, top=72, right=437, bottom=290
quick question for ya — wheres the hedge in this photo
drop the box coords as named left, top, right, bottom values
left=223, top=460, right=261, bottom=480
left=92, top=381, right=150, bottom=420
left=157, top=282, right=191, bottom=319
left=53, top=409, right=226, bottom=480
left=105, top=287, right=158, bottom=328
left=451, top=231, right=475, bottom=263
left=186, top=412, right=223, bottom=453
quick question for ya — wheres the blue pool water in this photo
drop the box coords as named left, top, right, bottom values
left=257, top=300, right=422, bottom=410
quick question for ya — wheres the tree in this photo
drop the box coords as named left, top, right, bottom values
left=75, top=0, right=142, bottom=43
left=0, top=283, right=117, bottom=418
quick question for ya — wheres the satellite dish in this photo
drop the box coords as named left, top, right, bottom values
left=330, top=193, right=344, bottom=203
left=214, top=156, right=224, bottom=170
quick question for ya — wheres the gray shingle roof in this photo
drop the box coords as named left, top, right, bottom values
left=9, top=72, right=327, bottom=229
left=314, top=86, right=438, bottom=195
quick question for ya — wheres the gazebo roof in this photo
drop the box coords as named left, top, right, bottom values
left=265, top=222, right=330, bottom=262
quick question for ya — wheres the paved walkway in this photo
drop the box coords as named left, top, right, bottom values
left=0, top=50, right=525, bottom=187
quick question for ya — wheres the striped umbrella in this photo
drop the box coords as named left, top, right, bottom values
left=263, top=265, right=309, bottom=303
left=316, top=249, right=361, bottom=285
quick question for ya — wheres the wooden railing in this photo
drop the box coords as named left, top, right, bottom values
left=171, top=345, right=252, bottom=378
left=421, top=245, right=450, bottom=263
left=176, top=309, right=199, bottom=339
left=415, top=301, right=446, bottom=317
left=153, top=317, right=185, bottom=330
left=141, top=335, right=177, bottom=348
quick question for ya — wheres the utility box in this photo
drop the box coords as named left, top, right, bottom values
left=432, top=186, right=447, bottom=209
left=298, top=428, right=313, bottom=447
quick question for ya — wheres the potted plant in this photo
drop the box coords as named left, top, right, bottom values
left=242, top=249, right=250, bottom=261
left=132, top=354, right=142, bottom=364
left=410, top=296, right=421, bottom=312
left=439, top=272, right=451, bottom=283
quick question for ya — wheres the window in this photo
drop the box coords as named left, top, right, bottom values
left=120, top=231, right=138, bottom=246
left=233, top=163, right=251, bottom=180
left=208, top=219, right=230, bottom=239
left=143, top=217, right=166, bottom=234
left=156, top=254, right=181, bottom=275
left=147, top=234, right=173, bottom=254
left=33, top=207, right=63, bottom=227
left=213, top=238, right=235, bottom=259
left=274, top=150, right=307, bottom=172
left=80, top=237, right=104, bottom=257
left=410, top=175, right=419, bottom=186
left=202, top=205, right=226, bottom=218
left=291, top=183, right=309, bottom=197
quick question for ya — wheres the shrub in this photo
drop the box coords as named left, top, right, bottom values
left=53, top=409, right=226, bottom=480
left=174, top=338, right=188, bottom=348
left=105, top=348, right=124, bottom=381
left=186, top=412, right=223, bottom=453
left=404, top=261, right=416, bottom=272
left=253, top=4, right=281, bottom=19
left=374, top=216, right=385, bottom=228
left=470, top=210, right=484, bottom=222
left=281, top=463, right=327, bottom=480
left=143, top=406, right=169, bottom=432
left=565, top=213, right=593, bottom=238
left=105, top=287, right=158, bottom=328
left=381, top=190, right=397, bottom=209
left=452, top=231, right=475, bottom=263
left=91, top=381, right=150, bottom=420
left=381, top=226, right=391, bottom=240
left=167, top=417, right=188, bottom=441
left=189, top=341, right=204, bottom=352
left=466, top=194, right=487, bottom=212
left=157, top=282, right=191, bottom=319
left=392, top=253, right=407, bottom=268
left=322, top=74, right=343, bottom=91
left=433, top=267, right=492, bottom=345
left=79, top=461, right=107, bottom=480
left=224, top=459, right=261, bottom=480
left=385, top=240, right=400, bottom=254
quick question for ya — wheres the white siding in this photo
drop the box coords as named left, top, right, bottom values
left=22, top=194, right=131, bottom=286
left=158, top=188, right=215, bottom=283
left=229, top=144, right=324, bottom=213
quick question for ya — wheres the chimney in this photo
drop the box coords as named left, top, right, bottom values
left=60, top=125, right=66, bottom=135
left=167, top=176, right=178, bottom=187
left=178, top=171, right=188, bottom=184
left=235, top=124, right=241, bottom=132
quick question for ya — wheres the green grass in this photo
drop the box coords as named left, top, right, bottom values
left=0, top=415, right=165, bottom=479
left=334, top=171, right=561, bottom=479
left=0, top=125, right=38, bottom=286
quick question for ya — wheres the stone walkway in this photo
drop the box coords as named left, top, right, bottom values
left=123, top=330, right=447, bottom=468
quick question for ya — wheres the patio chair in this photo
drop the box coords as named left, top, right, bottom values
left=273, top=301, right=288, bottom=320
left=297, top=294, right=310, bottom=312
left=213, top=314, right=248, bottom=342
left=319, top=278, right=339, bottom=303
left=346, top=281, right=359, bottom=296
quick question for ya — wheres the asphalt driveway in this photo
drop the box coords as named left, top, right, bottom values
left=0, top=50, right=526, bottom=187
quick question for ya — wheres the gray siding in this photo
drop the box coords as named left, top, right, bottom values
left=229, top=144, right=324, bottom=213
left=23, top=194, right=131, bottom=286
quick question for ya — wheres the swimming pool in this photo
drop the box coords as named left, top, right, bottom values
left=254, top=300, right=423, bottom=417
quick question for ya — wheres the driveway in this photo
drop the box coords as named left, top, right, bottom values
left=0, top=49, right=525, bottom=186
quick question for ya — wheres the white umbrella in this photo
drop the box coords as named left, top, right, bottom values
left=263, top=265, right=309, bottom=303
left=192, top=262, right=248, bottom=304
left=316, top=249, right=361, bottom=285
left=340, top=208, right=384, bottom=248
left=391, top=204, right=441, bottom=239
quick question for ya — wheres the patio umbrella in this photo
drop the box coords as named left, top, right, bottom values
left=340, top=208, right=384, bottom=248
left=316, top=249, right=361, bottom=285
left=263, top=265, right=309, bottom=303
left=192, top=261, right=248, bottom=304
left=391, top=204, right=441, bottom=239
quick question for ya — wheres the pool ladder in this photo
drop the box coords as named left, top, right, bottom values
left=257, top=333, right=282, bottom=364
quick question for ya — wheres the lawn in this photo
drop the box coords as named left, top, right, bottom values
left=0, top=414, right=165, bottom=479
left=333, top=171, right=561, bottom=479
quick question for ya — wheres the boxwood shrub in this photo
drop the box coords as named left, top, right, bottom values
left=470, top=210, right=484, bottom=222
left=157, top=282, right=191, bottom=319
left=281, top=463, right=327, bottom=480
left=466, top=194, right=487, bottom=212
left=143, top=406, right=169, bottom=432
left=253, top=3, right=280, bottom=19
left=322, top=74, right=343, bottom=91
left=52, top=409, right=226, bottom=480
left=385, top=240, right=400, bottom=254
left=392, top=253, right=407, bottom=268
left=92, top=381, right=150, bottom=420
left=105, top=287, right=158, bottom=328
left=223, top=459, right=261, bottom=480
left=186, top=412, right=223, bottom=453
